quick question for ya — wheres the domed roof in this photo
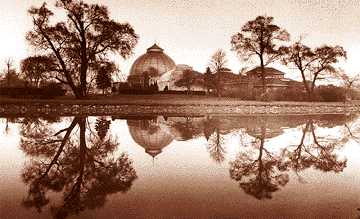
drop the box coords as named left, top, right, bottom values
left=129, top=44, right=176, bottom=76
left=127, top=118, right=174, bottom=157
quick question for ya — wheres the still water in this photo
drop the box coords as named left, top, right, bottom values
left=0, top=114, right=360, bottom=218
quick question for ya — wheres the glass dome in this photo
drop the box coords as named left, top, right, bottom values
left=129, top=44, right=176, bottom=77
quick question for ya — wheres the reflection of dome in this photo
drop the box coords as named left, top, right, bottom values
left=129, top=44, right=176, bottom=77
left=127, top=118, right=174, bottom=157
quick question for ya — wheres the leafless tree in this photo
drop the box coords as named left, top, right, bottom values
left=209, top=49, right=228, bottom=96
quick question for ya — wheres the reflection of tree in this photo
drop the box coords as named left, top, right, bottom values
left=95, top=117, right=111, bottom=140
left=20, top=117, right=137, bottom=219
left=20, top=117, right=61, bottom=157
left=204, top=117, right=227, bottom=163
left=2, top=117, right=19, bottom=135
left=172, top=117, right=202, bottom=140
left=230, top=117, right=351, bottom=200
left=229, top=127, right=288, bottom=199
left=343, top=114, right=360, bottom=144
left=207, top=128, right=226, bottom=163
left=282, top=120, right=347, bottom=174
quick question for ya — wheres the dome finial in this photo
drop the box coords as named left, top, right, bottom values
left=147, top=43, right=163, bottom=53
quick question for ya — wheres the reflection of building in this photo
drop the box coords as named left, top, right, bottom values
left=127, top=117, right=174, bottom=157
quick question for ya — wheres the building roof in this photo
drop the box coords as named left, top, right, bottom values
left=246, top=67, right=285, bottom=77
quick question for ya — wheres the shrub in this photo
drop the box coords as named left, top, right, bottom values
left=42, top=83, right=66, bottom=98
left=314, top=85, right=346, bottom=102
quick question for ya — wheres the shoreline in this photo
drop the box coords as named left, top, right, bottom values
left=1, top=94, right=359, bottom=106
left=1, top=95, right=359, bottom=116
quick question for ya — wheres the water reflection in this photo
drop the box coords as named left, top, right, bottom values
left=282, top=120, right=346, bottom=174
left=1, top=113, right=359, bottom=218
left=19, top=117, right=137, bottom=219
left=229, top=117, right=349, bottom=200
left=230, top=125, right=289, bottom=200
left=127, top=116, right=174, bottom=157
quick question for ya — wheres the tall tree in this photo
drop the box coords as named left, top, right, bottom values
left=209, top=49, right=227, bottom=96
left=204, top=67, right=214, bottom=94
left=26, top=0, right=138, bottom=98
left=231, top=16, right=290, bottom=93
left=281, top=41, right=346, bottom=99
left=20, top=56, right=56, bottom=87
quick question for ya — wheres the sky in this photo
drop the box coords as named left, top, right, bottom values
left=0, top=0, right=359, bottom=79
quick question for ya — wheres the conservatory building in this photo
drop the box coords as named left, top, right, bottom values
left=127, top=44, right=177, bottom=91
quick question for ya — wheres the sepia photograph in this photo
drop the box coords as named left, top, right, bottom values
left=0, top=0, right=359, bottom=218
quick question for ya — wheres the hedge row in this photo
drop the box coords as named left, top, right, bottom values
left=220, top=85, right=355, bottom=102
left=115, top=89, right=206, bottom=96
left=0, top=84, right=66, bottom=98
left=160, top=90, right=206, bottom=95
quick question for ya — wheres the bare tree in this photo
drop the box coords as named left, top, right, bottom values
left=3, top=58, right=17, bottom=87
left=336, top=70, right=360, bottom=101
left=231, top=16, right=290, bottom=93
left=209, top=49, right=228, bottom=96
left=209, top=49, right=227, bottom=73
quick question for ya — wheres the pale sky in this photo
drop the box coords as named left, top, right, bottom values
left=0, top=0, right=359, bottom=78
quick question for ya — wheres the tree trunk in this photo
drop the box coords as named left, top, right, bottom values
left=260, top=56, right=266, bottom=95
left=299, top=70, right=312, bottom=101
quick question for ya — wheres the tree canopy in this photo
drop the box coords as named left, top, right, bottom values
left=26, top=0, right=138, bottom=98
left=174, top=69, right=196, bottom=93
left=21, top=55, right=56, bottom=87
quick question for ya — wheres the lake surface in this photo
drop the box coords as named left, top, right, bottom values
left=1, top=114, right=360, bottom=218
